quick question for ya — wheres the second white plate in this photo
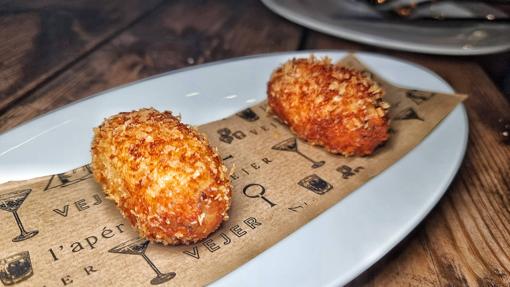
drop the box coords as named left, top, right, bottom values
left=262, top=0, right=510, bottom=55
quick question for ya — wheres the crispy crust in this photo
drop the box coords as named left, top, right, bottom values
left=91, top=109, right=231, bottom=245
left=267, top=56, right=390, bottom=156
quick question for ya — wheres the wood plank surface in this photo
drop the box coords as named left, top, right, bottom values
left=304, top=33, right=510, bottom=286
left=1, top=0, right=510, bottom=286
left=0, top=0, right=302, bottom=133
left=0, top=0, right=162, bottom=113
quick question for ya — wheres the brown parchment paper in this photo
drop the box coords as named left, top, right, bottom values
left=0, top=55, right=466, bottom=286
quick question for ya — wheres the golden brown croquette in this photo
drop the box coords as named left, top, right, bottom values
left=268, top=56, right=390, bottom=156
left=91, top=108, right=231, bottom=245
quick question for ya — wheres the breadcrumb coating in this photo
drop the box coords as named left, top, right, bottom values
left=91, top=108, right=231, bottom=245
left=267, top=56, right=390, bottom=156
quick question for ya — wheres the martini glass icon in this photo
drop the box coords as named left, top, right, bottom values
left=109, top=238, right=176, bottom=285
left=0, top=189, right=39, bottom=242
left=272, top=137, right=325, bottom=168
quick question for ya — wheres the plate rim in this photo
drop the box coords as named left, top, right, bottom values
left=1, top=49, right=466, bottom=138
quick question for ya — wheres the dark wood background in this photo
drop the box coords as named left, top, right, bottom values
left=1, top=1, right=509, bottom=285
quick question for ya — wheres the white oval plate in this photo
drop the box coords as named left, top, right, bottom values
left=0, top=51, right=467, bottom=286
left=262, top=0, right=510, bottom=55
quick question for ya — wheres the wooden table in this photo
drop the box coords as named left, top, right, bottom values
left=1, top=1, right=509, bottom=285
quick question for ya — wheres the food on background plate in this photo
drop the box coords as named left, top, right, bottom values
left=267, top=56, right=390, bottom=156
left=91, top=108, right=232, bottom=245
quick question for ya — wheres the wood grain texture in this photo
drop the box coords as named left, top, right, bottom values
left=476, top=53, right=510, bottom=99
left=1, top=0, right=510, bottom=285
left=304, top=33, right=510, bottom=286
left=0, top=0, right=302, bottom=133
left=0, top=0, right=162, bottom=113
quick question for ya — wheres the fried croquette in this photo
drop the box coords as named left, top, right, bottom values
left=91, top=108, right=231, bottom=245
left=267, top=56, right=390, bottom=156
